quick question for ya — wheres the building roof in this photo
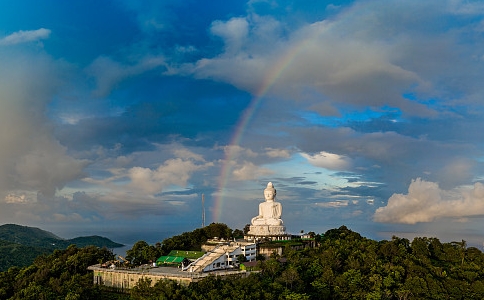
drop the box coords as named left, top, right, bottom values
left=188, top=244, right=240, bottom=273
left=240, top=261, right=258, bottom=268
left=168, top=250, right=205, bottom=260
left=156, top=256, right=186, bottom=264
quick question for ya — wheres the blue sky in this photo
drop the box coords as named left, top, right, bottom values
left=1, top=0, right=484, bottom=246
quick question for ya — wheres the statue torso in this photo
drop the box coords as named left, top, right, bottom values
left=260, top=201, right=282, bottom=219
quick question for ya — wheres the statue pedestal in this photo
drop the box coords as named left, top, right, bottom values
left=248, top=224, right=286, bottom=236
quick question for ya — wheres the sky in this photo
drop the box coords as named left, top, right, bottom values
left=1, top=0, right=484, bottom=247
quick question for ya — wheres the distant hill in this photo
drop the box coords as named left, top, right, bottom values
left=68, top=235, right=124, bottom=248
left=0, top=224, right=123, bottom=271
left=0, top=224, right=63, bottom=249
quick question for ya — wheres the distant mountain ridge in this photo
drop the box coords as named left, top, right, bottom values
left=0, top=224, right=124, bottom=249
left=0, top=224, right=123, bottom=271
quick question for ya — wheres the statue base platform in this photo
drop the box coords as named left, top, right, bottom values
left=248, top=225, right=286, bottom=236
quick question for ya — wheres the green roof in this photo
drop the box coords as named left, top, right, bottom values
left=168, top=250, right=205, bottom=259
left=156, top=256, right=185, bottom=264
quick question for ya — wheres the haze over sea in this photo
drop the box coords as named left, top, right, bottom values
left=1, top=0, right=484, bottom=248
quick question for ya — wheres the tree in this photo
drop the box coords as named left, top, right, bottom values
left=256, top=254, right=266, bottom=261
left=160, top=223, right=234, bottom=255
left=4, top=225, right=484, bottom=299
left=237, top=254, right=247, bottom=264
left=451, top=239, right=467, bottom=265
left=0, top=245, right=115, bottom=299
left=203, top=223, right=232, bottom=239
left=262, top=258, right=281, bottom=280
left=243, top=224, right=251, bottom=235
left=126, top=241, right=161, bottom=265
left=279, top=267, right=300, bottom=289
left=232, top=229, right=244, bottom=239
left=130, top=278, right=153, bottom=299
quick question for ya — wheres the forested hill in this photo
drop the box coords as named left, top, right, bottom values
left=0, top=224, right=61, bottom=247
left=0, top=224, right=123, bottom=271
left=0, top=224, right=123, bottom=249
left=4, top=225, right=484, bottom=299
left=3, top=225, right=484, bottom=299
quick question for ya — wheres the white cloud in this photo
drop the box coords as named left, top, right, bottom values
left=0, top=28, right=51, bottom=45
left=222, top=145, right=258, bottom=159
left=127, top=157, right=207, bottom=194
left=265, top=148, right=291, bottom=158
left=84, top=147, right=213, bottom=198
left=300, top=151, right=351, bottom=171
left=316, top=200, right=349, bottom=208
left=4, top=192, right=36, bottom=204
left=183, top=10, right=427, bottom=113
left=210, top=17, right=249, bottom=54
left=232, top=161, right=273, bottom=181
left=171, top=0, right=484, bottom=119
left=374, top=178, right=484, bottom=224
left=173, top=148, right=205, bottom=161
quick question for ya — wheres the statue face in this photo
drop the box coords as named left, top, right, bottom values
left=264, top=190, right=275, bottom=201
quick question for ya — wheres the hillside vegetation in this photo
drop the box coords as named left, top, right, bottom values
left=0, top=224, right=123, bottom=271
left=0, top=240, right=48, bottom=272
left=2, top=225, right=484, bottom=299
left=130, top=226, right=484, bottom=299
left=0, top=245, right=117, bottom=299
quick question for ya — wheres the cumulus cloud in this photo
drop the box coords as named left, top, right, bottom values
left=128, top=157, right=211, bottom=194
left=210, top=17, right=249, bottom=54
left=374, top=178, right=484, bottom=224
left=4, top=192, right=36, bottom=204
left=84, top=147, right=213, bottom=200
left=301, top=151, right=351, bottom=171
left=265, top=148, right=291, bottom=158
left=0, top=28, right=51, bottom=45
left=217, top=145, right=282, bottom=181
left=232, top=161, right=273, bottom=181
left=222, top=145, right=258, bottom=159
left=172, top=0, right=484, bottom=119
left=0, top=51, right=87, bottom=199
left=184, top=8, right=427, bottom=114
left=173, top=148, right=205, bottom=161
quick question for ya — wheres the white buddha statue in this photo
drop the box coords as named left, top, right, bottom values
left=251, top=182, right=283, bottom=226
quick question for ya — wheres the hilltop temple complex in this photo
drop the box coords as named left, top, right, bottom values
left=89, top=182, right=306, bottom=289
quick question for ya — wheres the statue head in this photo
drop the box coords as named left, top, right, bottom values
left=264, top=182, right=276, bottom=202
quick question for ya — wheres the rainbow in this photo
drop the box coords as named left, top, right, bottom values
left=212, top=38, right=314, bottom=222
